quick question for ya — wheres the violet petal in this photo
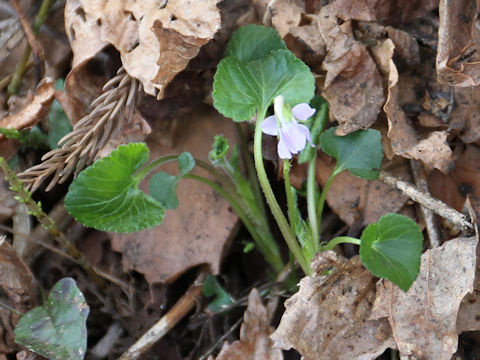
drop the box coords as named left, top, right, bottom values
left=297, top=123, right=314, bottom=146
left=277, top=136, right=292, bottom=159
left=292, top=103, right=316, bottom=121
left=261, top=115, right=279, bottom=136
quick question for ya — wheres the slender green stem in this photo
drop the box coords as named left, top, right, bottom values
left=317, top=168, right=340, bottom=237
left=321, top=236, right=360, bottom=251
left=283, top=160, right=296, bottom=235
left=134, top=155, right=179, bottom=182
left=307, top=153, right=320, bottom=253
left=254, top=109, right=310, bottom=274
left=235, top=123, right=268, bottom=220
left=184, top=173, right=284, bottom=274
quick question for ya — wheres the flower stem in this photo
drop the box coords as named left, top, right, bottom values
left=184, top=173, right=284, bottom=274
left=283, top=160, right=296, bottom=235
left=254, top=109, right=310, bottom=274
left=317, top=168, right=340, bottom=238
left=307, top=153, right=320, bottom=253
left=321, top=236, right=361, bottom=251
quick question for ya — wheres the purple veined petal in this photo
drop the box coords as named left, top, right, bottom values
left=292, top=103, right=316, bottom=121
left=261, top=115, right=279, bottom=136
left=281, top=122, right=307, bottom=154
left=296, top=123, right=314, bottom=146
left=277, top=136, right=292, bottom=159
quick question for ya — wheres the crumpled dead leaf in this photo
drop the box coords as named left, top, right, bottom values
left=210, top=288, right=282, bottom=360
left=0, top=236, right=35, bottom=354
left=0, top=78, right=54, bottom=139
left=318, top=8, right=384, bottom=135
left=371, top=235, right=478, bottom=360
left=437, top=0, right=480, bottom=86
left=110, top=105, right=238, bottom=284
left=271, top=252, right=395, bottom=360
left=65, top=0, right=221, bottom=99
left=329, top=0, right=439, bottom=25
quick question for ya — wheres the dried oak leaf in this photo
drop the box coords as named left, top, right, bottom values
left=370, top=235, right=478, bottom=360
left=318, top=8, right=384, bottom=135
left=210, top=288, right=282, bottom=360
left=110, top=105, right=238, bottom=284
left=329, top=0, right=439, bottom=25
left=0, top=78, right=54, bottom=139
left=437, top=0, right=480, bottom=86
left=271, top=252, right=395, bottom=360
left=0, top=236, right=35, bottom=353
left=65, top=0, right=221, bottom=99
left=383, top=51, right=453, bottom=172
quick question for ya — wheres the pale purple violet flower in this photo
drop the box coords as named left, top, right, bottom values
left=261, top=95, right=316, bottom=159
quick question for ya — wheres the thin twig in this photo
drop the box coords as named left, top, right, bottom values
left=409, top=160, right=440, bottom=248
left=198, top=317, right=243, bottom=360
left=118, top=268, right=209, bottom=360
left=19, top=67, right=139, bottom=192
left=9, top=0, right=43, bottom=61
left=379, top=170, right=474, bottom=233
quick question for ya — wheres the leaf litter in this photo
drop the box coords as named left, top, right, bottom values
left=2, top=0, right=480, bottom=358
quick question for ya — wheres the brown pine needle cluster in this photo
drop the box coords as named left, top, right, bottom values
left=19, top=67, right=140, bottom=192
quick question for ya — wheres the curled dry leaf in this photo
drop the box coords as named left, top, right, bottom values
left=318, top=8, right=384, bottom=135
left=370, top=235, right=478, bottom=360
left=382, top=47, right=453, bottom=172
left=271, top=252, right=395, bottom=360
left=329, top=0, right=439, bottom=25
left=110, top=105, right=238, bottom=284
left=0, top=78, right=54, bottom=139
left=211, top=288, right=282, bottom=360
left=437, top=0, right=480, bottom=86
left=65, top=0, right=221, bottom=99
left=0, top=236, right=35, bottom=353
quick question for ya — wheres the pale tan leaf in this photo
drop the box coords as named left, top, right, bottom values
left=0, top=78, right=54, bottom=138
left=437, top=0, right=480, bottom=86
left=212, top=288, right=282, bottom=360
left=271, top=252, right=395, bottom=360
left=370, top=236, right=478, bottom=360
left=110, top=105, right=238, bottom=284
left=65, top=0, right=221, bottom=99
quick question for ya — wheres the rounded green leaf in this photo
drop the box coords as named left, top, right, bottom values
left=177, top=151, right=194, bottom=177
left=225, top=24, right=286, bottom=61
left=149, top=171, right=179, bottom=209
left=360, top=214, right=423, bottom=292
left=14, top=278, right=89, bottom=360
left=65, top=143, right=164, bottom=233
left=213, top=49, right=315, bottom=121
left=319, top=127, right=383, bottom=180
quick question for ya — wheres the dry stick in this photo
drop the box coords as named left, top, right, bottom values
left=198, top=318, right=243, bottom=360
left=409, top=161, right=441, bottom=248
left=118, top=268, right=208, bottom=360
left=9, top=0, right=43, bottom=61
left=18, top=67, right=138, bottom=192
left=379, top=170, right=474, bottom=232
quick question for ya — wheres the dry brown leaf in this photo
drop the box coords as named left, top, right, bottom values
left=447, top=87, right=480, bottom=143
left=0, top=78, right=54, bottom=139
left=329, top=0, right=439, bottom=25
left=65, top=0, right=221, bottom=99
left=110, top=105, right=238, bottom=284
left=318, top=9, right=384, bottom=135
left=437, top=0, right=480, bottom=86
left=383, top=54, right=453, bottom=172
left=271, top=252, right=395, bottom=360
left=370, top=235, right=478, bottom=360
left=211, top=288, right=282, bottom=360
left=0, top=236, right=35, bottom=353
left=457, top=259, right=480, bottom=333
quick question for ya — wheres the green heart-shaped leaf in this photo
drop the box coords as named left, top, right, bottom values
left=319, top=127, right=383, bottom=180
left=225, top=24, right=286, bottom=61
left=360, top=214, right=423, bottom=292
left=177, top=152, right=194, bottom=177
left=213, top=49, right=315, bottom=122
left=149, top=172, right=179, bottom=209
left=14, top=278, right=89, bottom=360
left=65, top=142, right=164, bottom=233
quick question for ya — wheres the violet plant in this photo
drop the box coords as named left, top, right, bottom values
left=64, top=25, right=423, bottom=292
